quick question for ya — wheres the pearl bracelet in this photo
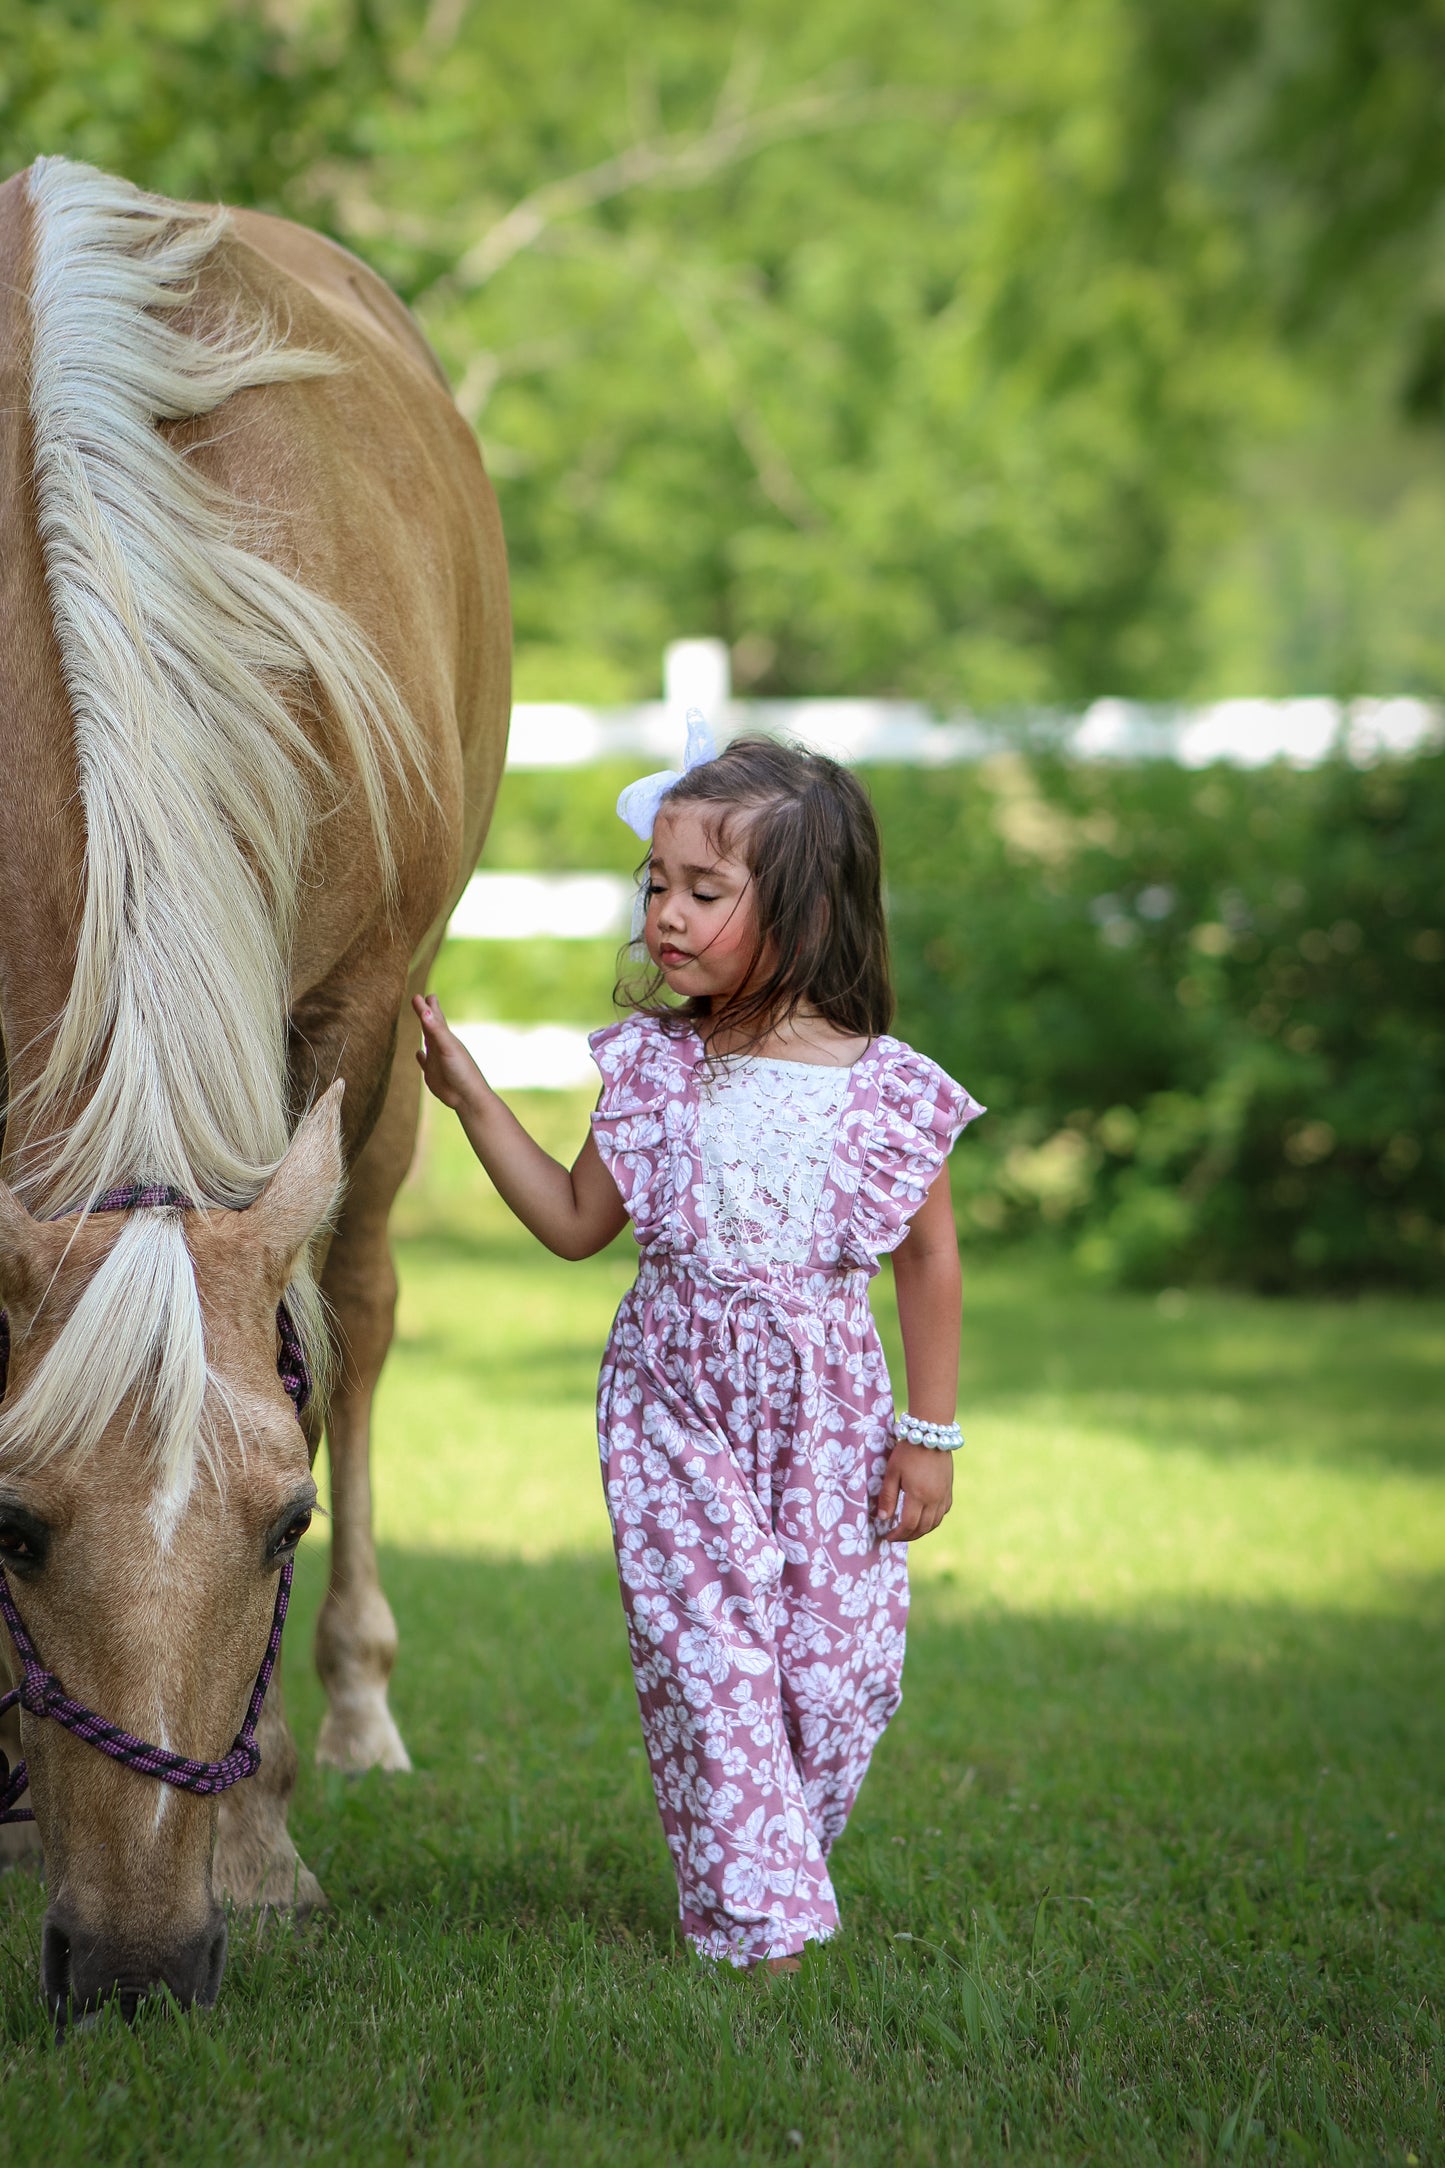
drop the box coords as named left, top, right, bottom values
left=893, top=1412, right=964, bottom=1452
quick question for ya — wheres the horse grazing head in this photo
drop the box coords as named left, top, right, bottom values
left=0, top=1083, right=343, bottom=2026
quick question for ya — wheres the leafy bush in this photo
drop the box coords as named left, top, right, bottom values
left=873, top=749, right=1445, bottom=1291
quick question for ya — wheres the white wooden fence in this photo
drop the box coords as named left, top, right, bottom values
left=442, top=644, right=1442, bottom=1085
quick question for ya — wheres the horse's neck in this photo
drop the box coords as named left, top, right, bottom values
left=0, top=177, right=89, bottom=1182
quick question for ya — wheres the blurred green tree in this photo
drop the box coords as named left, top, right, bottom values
left=336, top=0, right=1250, bottom=708
left=6, top=1, right=1445, bottom=704
left=1123, top=0, right=1445, bottom=699
left=0, top=0, right=389, bottom=209
left=0, top=0, right=1258, bottom=707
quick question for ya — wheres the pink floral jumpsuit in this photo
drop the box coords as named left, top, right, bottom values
left=590, top=1017, right=983, bottom=1964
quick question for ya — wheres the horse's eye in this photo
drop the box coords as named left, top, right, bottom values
left=0, top=1516, right=46, bottom=1569
left=275, top=1510, right=312, bottom=1553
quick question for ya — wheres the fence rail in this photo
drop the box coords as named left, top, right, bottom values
left=445, top=671, right=1443, bottom=1088
left=504, top=693, right=1441, bottom=771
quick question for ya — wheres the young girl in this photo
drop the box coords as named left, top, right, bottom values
left=414, top=735, right=983, bottom=1971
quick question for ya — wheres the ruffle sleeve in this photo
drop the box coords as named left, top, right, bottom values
left=588, top=1016, right=694, bottom=1242
left=842, top=1043, right=985, bottom=1266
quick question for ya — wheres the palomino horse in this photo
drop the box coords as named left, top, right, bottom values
left=0, top=158, right=508, bottom=2018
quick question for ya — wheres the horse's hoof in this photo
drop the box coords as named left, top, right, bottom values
left=315, top=1694, right=412, bottom=1775
left=216, top=1836, right=328, bottom=1920
left=253, top=1856, right=328, bottom=1921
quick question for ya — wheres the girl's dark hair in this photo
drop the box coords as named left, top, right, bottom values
left=616, top=736, right=894, bottom=1047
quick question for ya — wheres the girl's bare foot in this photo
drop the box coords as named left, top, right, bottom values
left=763, top=1954, right=802, bottom=1976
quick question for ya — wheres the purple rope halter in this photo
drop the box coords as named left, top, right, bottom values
left=0, top=1183, right=312, bottom=1825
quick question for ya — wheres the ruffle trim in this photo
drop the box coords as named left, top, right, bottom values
left=842, top=1042, right=984, bottom=1261
left=588, top=1016, right=695, bottom=1233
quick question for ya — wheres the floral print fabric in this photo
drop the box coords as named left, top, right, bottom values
left=590, top=1019, right=983, bottom=1964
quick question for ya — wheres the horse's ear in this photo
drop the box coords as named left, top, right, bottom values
left=243, top=1080, right=346, bottom=1282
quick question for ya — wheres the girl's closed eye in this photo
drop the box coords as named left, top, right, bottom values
left=644, top=877, right=717, bottom=903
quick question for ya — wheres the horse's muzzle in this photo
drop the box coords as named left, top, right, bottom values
left=42, top=1904, right=227, bottom=2028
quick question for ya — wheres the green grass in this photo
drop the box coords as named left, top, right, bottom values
left=3, top=1096, right=1442, bottom=2164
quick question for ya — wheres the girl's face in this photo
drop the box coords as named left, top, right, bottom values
left=643, top=802, right=763, bottom=1004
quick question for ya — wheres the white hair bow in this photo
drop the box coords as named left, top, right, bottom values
left=615, top=708, right=717, bottom=842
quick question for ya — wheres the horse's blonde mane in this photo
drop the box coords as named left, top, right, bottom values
left=0, top=157, right=424, bottom=1521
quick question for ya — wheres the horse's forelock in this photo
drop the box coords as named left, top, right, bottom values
left=0, top=1213, right=206, bottom=1521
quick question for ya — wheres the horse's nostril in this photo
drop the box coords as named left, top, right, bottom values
left=40, top=1918, right=72, bottom=2025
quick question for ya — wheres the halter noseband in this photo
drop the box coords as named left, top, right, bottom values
left=0, top=1183, right=312, bottom=1824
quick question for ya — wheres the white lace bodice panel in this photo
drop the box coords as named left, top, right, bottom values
left=695, top=1057, right=850, bottom=1268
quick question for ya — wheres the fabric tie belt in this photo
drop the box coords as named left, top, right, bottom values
left=632, top=1254, right=873, bottom=1422
left=635, top=1253, right=867, bottom=1332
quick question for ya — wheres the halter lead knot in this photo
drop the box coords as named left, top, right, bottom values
left=20, top=1665, right=64, bottom=1719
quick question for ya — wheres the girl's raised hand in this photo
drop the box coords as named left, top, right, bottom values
left=876, top=1439, right=954, bottom=1543
left=412, top=993, right=487, bottom=1111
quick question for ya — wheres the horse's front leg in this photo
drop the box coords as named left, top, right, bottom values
left=215, top=986, right=421, bottom=1906
left=215, top=1676, right=324, bottom=1913
left=313, top=1009, right=423, bottom=1772
left=313, top=1234, right=408, bottom=1772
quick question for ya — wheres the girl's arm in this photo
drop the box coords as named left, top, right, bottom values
left=877, top=1165, right=963, bottom=1543
left=413, top=995, right=628, bottom=1260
